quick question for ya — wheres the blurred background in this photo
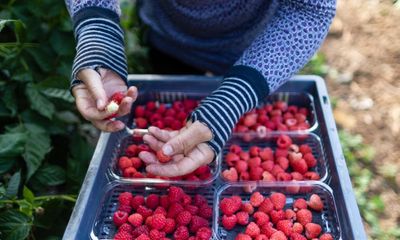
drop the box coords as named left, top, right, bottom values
left=0, top=0, right=399, bottom=239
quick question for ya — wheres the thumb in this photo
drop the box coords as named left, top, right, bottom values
left=161, top=121, right=212, bottom=156
left=78, top=69, right=107, bottom=110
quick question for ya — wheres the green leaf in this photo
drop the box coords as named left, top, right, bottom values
left=0, top=133, right=27, bottom=158
left=25, top=84, right=55, bottom=119
left=17, top=199, right=33, bottom=217
left=6, top=171, right=21, bottom=198
left=49, top=30, right=74, bottom=56
left=0, top=19, right=24, bottom=32
left=41, top=88, right=74, bottom=103
left=2, top=86, right=17, bottom=116
left=0, top=210, right=32, bottom=240
left=23, top=186, right=34, bottom=203
left=0, top=158, right=16, bottom=175
left=32, top=165, right=66, bottom=186
left=23, top=130, right=51, bottom=179
left=26, top=47, right=53, bottom=72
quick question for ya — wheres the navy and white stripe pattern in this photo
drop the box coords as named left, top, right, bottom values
left=71, top=12, right=127, bottom=88
left=191, top=65, right=269, bottom=154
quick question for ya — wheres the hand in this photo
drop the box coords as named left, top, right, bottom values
left=72, top=68, right=138, bottom=132
left=139, top=121, right=214, bottom=177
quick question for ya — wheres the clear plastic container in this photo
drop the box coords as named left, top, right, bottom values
left=220, top=132, right=328, bottom=183
left=213, top=182, right=341, bottom=240
left=90, top=182, right=217, bottom=240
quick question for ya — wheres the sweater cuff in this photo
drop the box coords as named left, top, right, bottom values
left=70, top=7, right=127, bottom=90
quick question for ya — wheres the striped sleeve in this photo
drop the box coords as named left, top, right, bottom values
left=70, top=7, right=127, bottom=89
left=190, top=65, right=269, bottom=154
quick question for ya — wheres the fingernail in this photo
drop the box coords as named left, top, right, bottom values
left=97, top=99, right=104, bottom=109
left=163, top=145, right=173, bottom=156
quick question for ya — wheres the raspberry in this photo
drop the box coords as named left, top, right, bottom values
left=193, top=194, right=207, bottom=206
left=189, top=215, right=208, bottom=233
left=262, top=171, right=276, bottom=181
left=275, top=148, right=288, bottom=158
left=131, top=195, right=145, bottom=210
left=236, top=211, right=249, bottom=225
left=250, top=192, right=265, bottom=207
left=174, top=226, right=190, bottom=240
left=235, top=233, right=252, bottom=240
left=220, top=198, right=240, bottom=215
left=269, top=231, right=287, bottom=240
left=125, top=144, right=138, bottom=157
left=118, top=192, right=133, bottom=206
left=168, top=202, right=184, bottom=218
left=248, top=157, right=261, bottom=168
left=136, top=205, right=153, bottom=220
left=271, top=165, right=285, bottom=176
left=293, top=198, right=307, bottom=211
left=145, top=194, right=159, bottom=209
left=118, top=223, right=133, bottom=233
left=305, top=223, right=322, bottom=239
left=118, top=157, right=132, bottom=170
left=303, top=171, right=320, bottom=180
left=182, top=194, right=192, bottom=205
left=270, top=193, right=286, bottom=210
left=136, top=234, right=150, bottom=240
left=128, top=213, right=143, bottom=227
left=241, top=202, right=254, bottom=214
left=260, top=223, right=277, bottom=237
left=260, top=148, right=274, bottom=161
left=176, top=211, right=192, bottom=226
left=291, top=159, right=308, bottom=174
left=225, top=152, right=240, bottom=167
left=118, top=204, right=132, bottom=213
left=154, top=206, right=167, bottom=216
left=138, top=144, right=150, bottom=152
left=270, top=210, right=285, bottom=224
left=239, top=151, right=250, bottom=161
left=135, top=117, right=148, bottom=128
left=277, top=135, right=292, bottom=149
left=255, top=234, right=268, bottom=240
left=261, top=160, right=274, bottom=172
left=299, top=144, right=312, bottom=155
left=163, top=218, right=176, bottom=234
left=229, top=144, right=242, bottom=154
left=123, top=167, right=137, bottom=178
left=308, top=194, right=324, bottom=212
left=149, top=229, right=165, bottom=239
left=168, top=186, right=184, bottom=203
left=303, top=153, right=317, bottom=168
left=292, top=222, right=304, bottom=234
left=132, top=225, right=149, bottom=238
left=249, top=166, right=263, bottom=180
left=257, top=198, right=272, bottom=214
left=130, top=157, right=142, bottom=169
left=276, top=157, right=289, bottom=170
left=253, top=211, right=269, bottom=226
left=244, top=114, right=257, bottom=127
left=235, top=160, right=248, bottom=173
left=113, top=211, right=128, bottom=226
left=319, top=233, right=334, bottom=240
left=194, top=165, right=210, bottom=176
left=150, top=213, right=166, bottom=230
left=222, top=167, right=238, bottom=181
left=245, top=222, right=261, bottom=237
left=291, top=172, right=304, bottom=181
left=296, top=209, right=312, bottom=226
left=198, top=204, right=213, bottom=219
left=276, top=172, right=292, bottom=181
left=185, top=205, right=199, bottom=215
left=276, top=220, right=293, bottom=236
left=221, top=214, right=237, bottom=230
left=157, top=150, right=172, bottom=163
left=290, top=233, right=306, bottom=240
left=160, top=195, right=170, bottom=209
left=114, top=231, right=133, bottom=240
left=285, top=209, right=296, bottom=220
left=240, top=171, right=250, bottom=181
left=196, top=227, right=212, bottom=240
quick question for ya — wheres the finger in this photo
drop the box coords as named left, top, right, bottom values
left=74, top=90, right=111, bottom=120
left=143, top=134, right=164, bottom=151
left=126, top=86, right=138, bottom=101
left=117, top=96, right=134, bottom=116
left=138, top=151, right=158, bottom=165
left=148, top=127, right=179, bottom=142
left=161, top=121, right=212, bottom=156
left=146, top=155, right=203, bottom=177
left=78, top=69, right=107, bottom=110
left=91, top=119, right=125, bottom=132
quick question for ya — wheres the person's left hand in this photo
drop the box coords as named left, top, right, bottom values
left=139, top=121, right=214, bottom=177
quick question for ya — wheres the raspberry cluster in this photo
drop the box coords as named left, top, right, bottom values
left=219, top=192, right=334, bottom=240
left=222, top=135, right=320, bottom=182
left=118, top=142, right=212, bottom=180
left=234, top=101, right=311, bottom=133
left=134, top=100, right=199, bottom=130
left=113, top=186, right=213, bottom=240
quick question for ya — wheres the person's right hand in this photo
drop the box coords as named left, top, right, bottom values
left=72, top=68, right=138, bottom=132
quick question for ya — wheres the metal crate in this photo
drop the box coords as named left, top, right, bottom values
left=63, top=75, right=366, bottom=240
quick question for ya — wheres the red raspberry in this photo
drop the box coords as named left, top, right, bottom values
left=122, top=167, right=136, bottom=178
left=240, top=171, right=250, bottom=181
left=290, top=233, right=306, bottom=240
left=270, top=210, right=285, bottom=224
left=276, top=157, right=289, bottom=170
left=275, top=148, right=288, bottom=158
left=236, top=211, right=249, bottom=225
left=255, top=234, right=268, bottom=240
left=229, top=144, right=242, bottom=154
left=250, top=192, right=265, bottom=207
left=270, top=193, right=286, bottom=210
left=194, top=165, right=210, bottom=176
left=241, top=202, right=254, bottom=214
left=189, top=215, right=208, bottom=233
left=293, top=198, right=307, bottom=211
left=157, top=150, right=172, bottom=163
left=163, top=218, right=176, bottom=234
left=225, top=152, right=240, bottom=167
left=260, top=223, right=277, bottom=237
left=135, top=106, right=145, bottom=117
left=253, top=211, right=269, bottom=226
left=285, top=209, right=296, bottom=220
left=198, top=204, right=213, bottom=219
left=319, top=233, right=334, bottom=240
left=291, top=172, right=304, bottom=181
left=128, top=213, right=143, bottom=227
left=303, top=153, right=317, bottom=168
left=196, top=227, right=212, bottom=240
left=130, top=157, right=142, bottom=169
left=245, top=222, right=260, bottom=238
left=138, top=144, right=150, bottom=152
left=160, top=195, right=170, bottom=209
left=221, top=214, right=237, bottom=230
left=145, top=194, right=159, bottom=209
left=114, top=231, right=133, bottom=240
left=132, top=225, right=149, bottom=238
left=262, top=171, right=276, bottom=181
left=296, top=209, right=312, bottom=226
left=168, top=186, right=184, bottom=203
left=231, top=196, right=242, bottom=208
left=235, top=160, right=248, bottom=173
left=125, top=144, right=138, bottom=156
left=292, top=222, right=304, bottom=234
left=248, top=157, right=261, bottom=168
left=291, top=159, right=308, bottom=174
left=150, top=213, right=166, bottom=230
left=261, top=160, right=274, bottom=172
left=277, top=135, right=292, bottom=149
left=118, top=223, right=133, bottom=233
left=118, top=204, right=132, bottom=213
left=220, top=198, right=240, bottom=215
left=118, top=192, right=133, bottom=206
left=239, top=151, right=250, bottom=161
left=299, top=144, right=312, bottom=155
left=176, top=210, right=192, bottom=226
left=113, top=211, right=128, bottom=226
left=168, top=202, right=184, bottom=218
left=260, top=147, right=274, bottom=161
left=182, top=194, right=192, bottom=205
left=249, top=166, right=264, bottom=180
left=269, top=231, right=287, bottom=240
left=271, top=165, right=285, bottom=176
left=131, top=195, right=145, bottom=210
left=174, top=226, right=190, bottom=240
left=303, top=171, right=320, bottom=180
left=259, top=198, right=274, bottom=213
left=136, top=205, right=153, bottom=220
left=118, top=157, right=132, bottom=170
left=308, top=194, right=324, bottom=212
left=193, top=194, right=207, bottom=206
left=222, top=167, right=238, bottom=181
left=185, top=205, right=199, bottom=215
left=154, top=206, right=167, bottom=216
left=305, top=223, right=322, bottom=239
left=235, top=233, right=252, bottom=240
left=276, top=220, right=293, bottom=236
left=276, top=172, right=292, bottom=181
left=135, top=117, right=148, bottom=128
left=149, top=229, right=165, bottom=239
left=244, top=114, right=257, bottom=127
left=136, top=234, right=150, bottom=240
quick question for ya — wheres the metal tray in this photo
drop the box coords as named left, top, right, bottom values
left=63, top=75, right=366, bottom=240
